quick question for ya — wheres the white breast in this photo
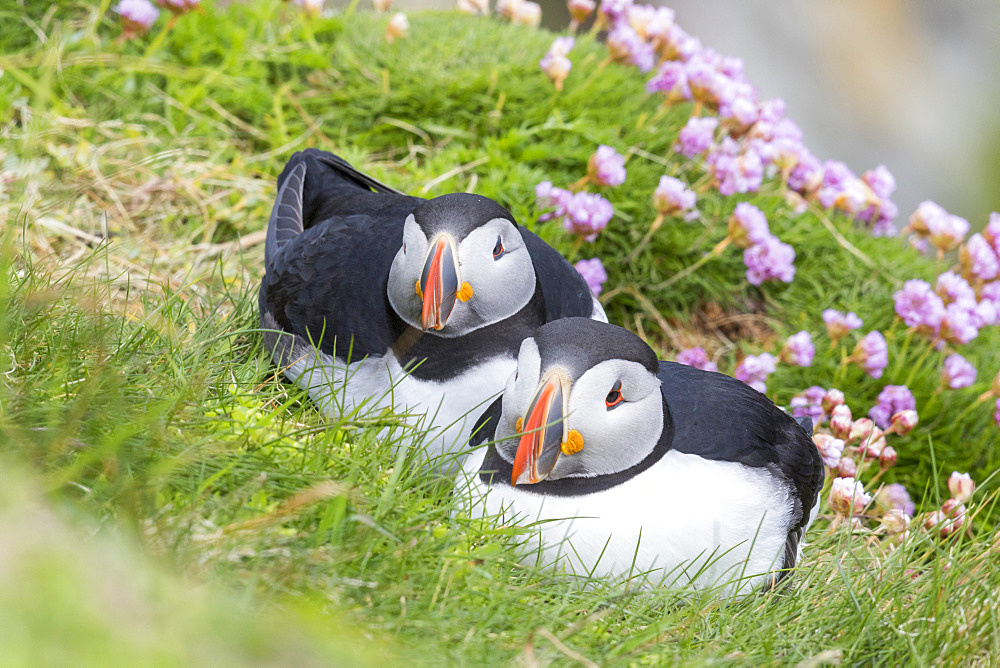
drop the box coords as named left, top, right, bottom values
left=284, top=343, right=513, bottom=474
left=457, top=448, right=797, bottom=598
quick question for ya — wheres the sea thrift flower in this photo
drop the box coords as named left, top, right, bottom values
left=511, top=0, right=541, bottom=26
left=567, top=0, right=595, bottom=29
left=984, top=212, right=1000, bottom=255
left=587, top=145, right=626, bottom=187
left=373, top=0, right=391, bottom=11
left=675, top=347, right=717, bottom=372
left=822, top=388, right=845, bottom=414
left=385, top=13, right=409, bottom=42
left=960, top=233, right=1000, bottom=282
left=836, top=457, right=857, bottom=479
left=597, top=0, right=632, bottom=26
left=868, top=385, right=916, bottom=429
left=652, top=176, right=696, bottom=216
left=496, top=0, right=522, bottom=17
left=926, top=209, right=970, bottom=254
left=939, top=302, right=979, bottom=345
left=646, top=61, right=691, bottom=101
left=879, top=446, right=897, bottom=469
left=734, top=352, right=775, bottom=393
left=294, top=0, right=323, bottom=17
left=995, top=398, right=1000, bottom=429
left=674, top=116, right=717, bottom=158
left=707, top=138, right=763, bottom=195
left=893, top=280, right=945, bottom=331
left=942, top=353, right=977, bottom=389
left=606, top=25, right=655, bottom=72
left=813, top=434, right=844, bottom=468
left=456, top=0, right=489, bottom=14
left=822, top=309, right=862, bottom=343
left=948, top=472, right=974, bottom=503
left=574, top=258, right=607, bottom=296
left=881, top=509, right=911, bottom=535
left=936, top=271, right=976, bottom=306
left=829, top=404, right=852, bottom=439
left=851, top=331, right=888, bottom=379
left=880, top=483, right=916, bottom=517
left=780, top=331, right=815, bottom=367
left=728, top=202, right=770, bottom=249
left=906, top=200, right=948, bottom=235
left=848, top=417, right=877, bottom=446
left=535, top=181, right=572, bottom=221
left=743, top=235, right=796, bottom=286
left=889, top=410, right=918, bottom=436
left=539, top=39, right=574, bottom=90
left=938, top=499, right=967, bottom=537
left=829, top=477, right=871, bottom=516
left=115, top=0, right=159, bottom=37
left=791, top=386, right=826, bottom=426
left=564, top=192, right=613, bottom=242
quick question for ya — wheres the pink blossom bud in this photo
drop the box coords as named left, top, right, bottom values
left=539, top=51, right=572, bottom=90
left=587, top=145, right=626, bottom=187
left=373, top=0, right=391, bottom=11
left=385, top=13, right=409, bottom=42
left=822, top=388, right=846, bottom=414
left=889, top=410, right=918, bottom=436
left=941, top=353, right=977, bottom=390
left=780, top=330, right=815, bottom=367
left=836, top=457, right=857, bottom=479
left=567, top=0, right=595, bottom=23
left=829, top=404, right=853, bottom=439
left=947, top=471, right=975, bottom=503
left=829, top=477, right=871, bottom=516
left=115, top=0, right=159, bottom=36
left=848, top=417, right=875, bottom=444
left=728, top=202, right=770, bottom=249
left=881, top=508, right=911, bottom=535
left=878, top=445, right=897, bottom=469
left=939, top=499, right=967, bottom=537
left=511, top=1, right=541, bottom=26
left=813, top=434, right=845, bottom=468
left=456, top=0, right=489, bottom=13
left=822, top=309, right=863, bottom=343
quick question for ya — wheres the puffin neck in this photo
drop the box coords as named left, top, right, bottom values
left=478, top=395, right=675, bottom=496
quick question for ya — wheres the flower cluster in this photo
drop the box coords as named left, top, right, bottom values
left=115, top=0, right=159, bottom=38
left=384, top=12, right=409, bottom=42
left=652, top=175, right=696, bottom=217
left=733, top=352, right=775, bottom=393
left=893, top=270, right=999, bottom=349
left=539, top=37, right=574, bottom=90
left=868, top=384, right=916, bottom=429
left=497, top=0, right=541, bottom=25
left=675, top=347, right=717, bottom=372
left=574, top=258, right=607, bottom=296
left=535, top=144, right=622, bottom=242
left=586, top=145, right=627, bottom=187
left=922, top=472, right=975, bottom=539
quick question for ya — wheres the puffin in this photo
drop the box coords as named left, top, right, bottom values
left=259, top=150, right=606, bottom=473
left=457, top=318, right=824, bottom=597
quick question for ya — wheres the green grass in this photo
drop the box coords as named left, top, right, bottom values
left=2, top=1, right=999, bottom=663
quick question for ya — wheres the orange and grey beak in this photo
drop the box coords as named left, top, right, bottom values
left=419, top=235, right=460, bottom=331
left=511, top=372, right=570, bottom=486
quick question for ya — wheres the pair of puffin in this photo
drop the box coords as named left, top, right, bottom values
left=258, top=150, right=823, bottom=594
left=259, top=149, right=605, bottom=473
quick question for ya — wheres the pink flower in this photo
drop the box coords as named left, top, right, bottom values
left=707, top=138, right=763, bottom=196
left=879, top=445, right=898, bottom=469
left=984, top=212, right=1000, bottom=256
left=995, top=398, right=1000, bottom=430
left=115, top=0, right=159, bottom=36
left=535, top=181, right=572, bottom=221
left=675, top=347, right=717, bottom=372
left=822, top=309, right=863, bottom=343
left=791, top=386, right=826, bottom=425
left=947, top=472, right=974, bottom=503
left=646, top=61, right=691, bottom=101
left=728, top=202, right=770, bottom=249
left=907, top=200, right=947, bottom=236
left=511, top=0, right=541, bottom=26
left=868, top=385, right=915, bottom=429
left=959, top=233, right=1000, bottom=282
left=674, top=116, right=718, bottom=158
left=829, top=477, right=871, bottom=516
left=893, top=280, right=945, bottom=331
left=564, top=191, right=613, bottom=242
left=939, top=302, right=979, bottom=345
left=936, top=271, right=976, bottom=306
left=587, top=145, right=626, bottom=187
left=926, top=209, right=969, bottom=254
left=539, top=52, right=572, bottom=90
left=836, top=457, right=857, bottom=479
left=158, top=0, right=199, bottom=13
left=942, top=353, right=977, bottom=389
left=607, top=25, right=655, bottom=72
left=889, top=410, right=918, bottom=436
left=829, top=404, right=852, bottom=439
left=822, top=388, right=846, bottom=414
left=566, top=0, right=595, bottom=25
left=574, top=258, right=607, bottom=296
left=780, top=330, right=814, bottom=367
left=813, top=433, right=844, bottom=468
left=652, top=176, right=696, bottom=216
left=851, top=331, right=888, bottom=379
left=385, top=12, right=409, bottom=42
left=881, top=508, right=911, bottom=535
left=734, top=352, right=776, bottom=393
left=879, top=483, right=915, bottom=517
left=743, top=234, right=796, bottom=286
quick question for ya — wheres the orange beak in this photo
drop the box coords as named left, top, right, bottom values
left=511, top=373, right=568, bottom=486
left=419, top=236, right=460, bottom=331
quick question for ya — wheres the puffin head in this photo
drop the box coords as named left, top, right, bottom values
left=493, top=318, right=667, bottom=485
left=386, top=193, right=537, bottom=337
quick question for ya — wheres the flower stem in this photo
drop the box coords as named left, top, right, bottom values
left=623, top=213, right=664, bottom=263
left=651, top=240, right=725, bottom=291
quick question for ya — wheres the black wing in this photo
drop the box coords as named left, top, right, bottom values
left=469, top=396, right=503, bottom=449
left=260, top=150, right=422, bottom=361
left=520, top=228, right=598, bottom=322
left=657, top=361, right=823, bottom=567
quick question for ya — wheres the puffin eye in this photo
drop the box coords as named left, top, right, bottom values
left=605, top=380, right=624, bottom=410
left=492, top=235, right=505, bottom=260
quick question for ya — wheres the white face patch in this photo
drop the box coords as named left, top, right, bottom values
left=386, top=216, right=537, bottom=338
left=495, top=337, right=542, bottom=459
left=550, top=359, right=663, bottom=479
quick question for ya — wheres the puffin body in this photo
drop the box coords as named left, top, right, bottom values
left=457, top=318, right=824, bottom=597
left=259, top=150, right=606, bottom=472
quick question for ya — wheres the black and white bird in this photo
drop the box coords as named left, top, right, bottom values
left=259, top=150, right=606, bottom=472
left=458, top=318, right=824, bottom=596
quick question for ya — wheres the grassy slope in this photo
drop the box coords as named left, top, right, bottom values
left=2, top=1, right=999, bottom=663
